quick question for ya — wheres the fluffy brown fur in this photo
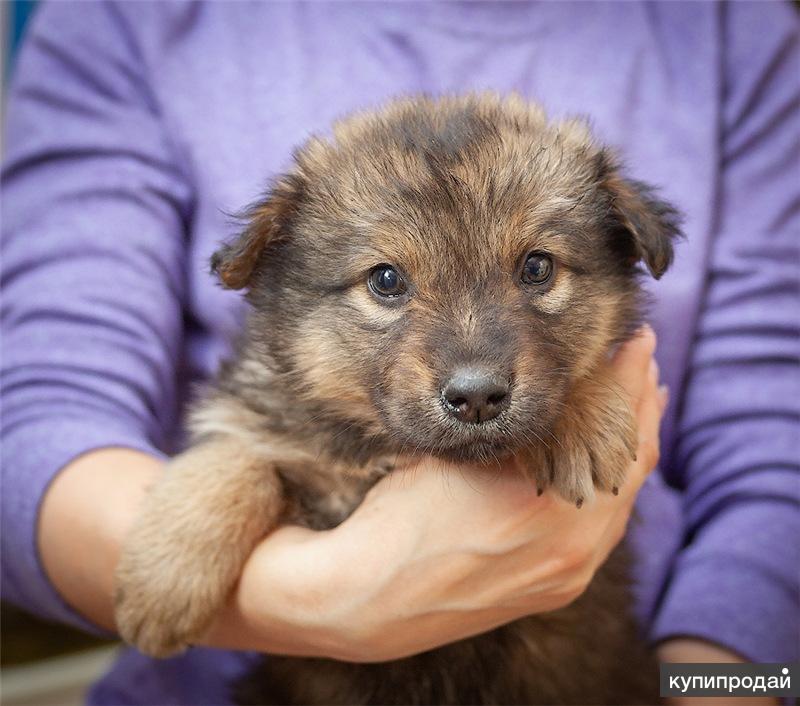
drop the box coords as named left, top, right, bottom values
left=115, top=93, right=681, bottom=705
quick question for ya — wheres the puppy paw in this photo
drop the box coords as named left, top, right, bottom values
left=114, top=532, right=226, bottom=657
left=527, top=384, right=637, bottom=506
left=112, top=440, right=283, bottom=657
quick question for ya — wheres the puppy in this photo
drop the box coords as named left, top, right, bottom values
left=115, top=93, right=681, bottom=705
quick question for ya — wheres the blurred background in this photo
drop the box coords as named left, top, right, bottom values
left=3, top=7, right=119, bottom=706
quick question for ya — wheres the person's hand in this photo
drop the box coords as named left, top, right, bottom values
left=207, top=326, right=667, bottom=661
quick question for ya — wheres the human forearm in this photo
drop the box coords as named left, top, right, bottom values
left=39, top=448, right=163, bottom=632
left=38, top=447, right=341, bottom=654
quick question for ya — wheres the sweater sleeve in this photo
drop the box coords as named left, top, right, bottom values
left=650, top=2, right=800, bottom=662
left=1, top=2, right=193, bottom=630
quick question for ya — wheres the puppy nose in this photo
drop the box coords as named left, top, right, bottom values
left=441, top=368, right=510, bottom=423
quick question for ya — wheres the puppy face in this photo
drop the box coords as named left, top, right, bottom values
left=214, top=94, right=680, bottom=462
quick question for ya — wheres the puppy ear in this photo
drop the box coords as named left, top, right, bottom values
left=211, top=174, right=304, bottom=290
left=598, top=154, right=683, bottom=279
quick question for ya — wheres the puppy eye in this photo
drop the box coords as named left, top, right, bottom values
left=521, top=252, right=554, bottom=286
left=368, top=264, right=407, bottom=298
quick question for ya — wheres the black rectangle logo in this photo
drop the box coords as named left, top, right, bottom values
left=660, top=663, right=798, bottom=698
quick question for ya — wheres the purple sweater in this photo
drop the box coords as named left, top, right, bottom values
left=2, top=2, right=798, bottom=703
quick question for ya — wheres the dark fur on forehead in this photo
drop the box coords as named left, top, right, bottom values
left=394, top=101, right=500, bottom=168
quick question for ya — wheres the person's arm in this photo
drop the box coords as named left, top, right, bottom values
left=39, top=332, right=666, bottom=660
left=1, top=1, right=190, bottom=629
left=653, top=0, right=799, bottom=675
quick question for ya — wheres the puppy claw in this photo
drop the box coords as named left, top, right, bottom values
left=543, top=374, right=638, bottom=504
